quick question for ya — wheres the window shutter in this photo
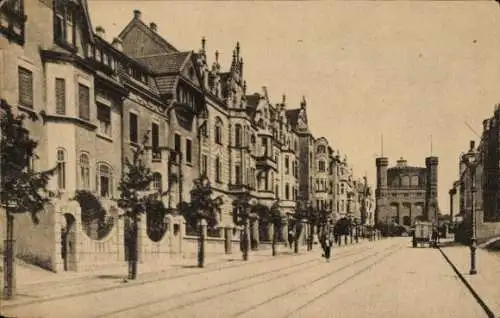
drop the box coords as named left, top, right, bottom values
left=55, top=78, right=66, bottom=115
left=18, top=67, right=33, bottom=107
left=78, top=84, right=90, bottom=120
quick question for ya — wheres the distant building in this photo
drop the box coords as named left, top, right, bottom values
left=375, top=156, right=439, bottom=226
left=452, top=105, right=500, bottom=243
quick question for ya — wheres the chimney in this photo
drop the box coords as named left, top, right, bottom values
left=133, top=9, right=142, bottom=20
left=112, top=37, right=123, bottom=52
left=95, top=26, right=105, bottom=40
left=150, top=22, right=157, bottom=32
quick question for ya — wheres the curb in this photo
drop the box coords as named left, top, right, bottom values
left=438, top=247, right=496, bottom=318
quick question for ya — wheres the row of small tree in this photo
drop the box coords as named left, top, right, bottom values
left=0, top=98, right=312, bottom=299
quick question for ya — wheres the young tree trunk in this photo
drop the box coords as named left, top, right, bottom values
left=128, top=218, right=138, bottom=280
left=3, top=208, right=16, bottom=299
left=198, top=220, right=205, bottom=268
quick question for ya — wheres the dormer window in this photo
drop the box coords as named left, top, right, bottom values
left=53, top=0, right=76, bottom=49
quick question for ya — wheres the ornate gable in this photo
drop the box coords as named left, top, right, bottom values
left=180, top=54, right=203, bottom=91
left=118, top=10, right=178, bottom=58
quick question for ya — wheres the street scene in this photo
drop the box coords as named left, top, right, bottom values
left=1, top=0, right=500, bottom=317
left=0, top=238, right=489, bottom=318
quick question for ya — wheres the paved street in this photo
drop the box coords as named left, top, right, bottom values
left=1, top=238, right=487, bottom=318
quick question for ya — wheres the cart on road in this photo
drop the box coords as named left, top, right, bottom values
left=412, top=221, right=433, bottom=248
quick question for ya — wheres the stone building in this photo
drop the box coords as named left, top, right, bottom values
left=451, top=105, right=500, bottom=243
left=0, top=1, right=362, bottom=271
left=313, top=137, right=337, bottom=221
left=336, top=156, right=352, bottom=218
left=0, top=0, right=182, bottom=271
left=375, top=156, right=439, bottom=226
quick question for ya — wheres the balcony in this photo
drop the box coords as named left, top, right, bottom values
left=255, top=153, right=277, bottom=171
left=228, top=183, right=250, bottom=193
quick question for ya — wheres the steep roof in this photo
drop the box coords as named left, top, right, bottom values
left=154, top=75, right=177, bottom=97
left=285, top=109, right=300, bottom=128
left=135, top=52, right=191, bottom=75
left=118, top=13, right=179, bottom=56
left=245, top=93, right=260, bottom=116
left=79, top=0, right=96, bottom=43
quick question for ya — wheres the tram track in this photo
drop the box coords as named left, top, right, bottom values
left=96, top=246, right=370, bottom=318
left=229, top=243, right=401, bottom=318
left=280, top=244, right=401, bottom=318
left=5, top=249, right=323, bottom=310
left=137, top=244, right=397, bottom=318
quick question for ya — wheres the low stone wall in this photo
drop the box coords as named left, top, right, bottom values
left=0, top=204, right=58, bottom=272
left=139, top=214, right=185, bottom=264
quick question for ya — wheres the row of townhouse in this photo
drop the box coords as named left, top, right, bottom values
left=450, top=104, right=500, bottom=244
left=0, top=0, right=372, bottom=270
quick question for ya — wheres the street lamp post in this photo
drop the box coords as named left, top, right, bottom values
left=461, top=140, right=479, bottom=275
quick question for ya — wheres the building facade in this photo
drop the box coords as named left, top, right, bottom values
left=451, top=104, right=500, bottom=243
left=375, top=156, right=439, bottom=226
left=0, top=1, right=371, bottom=271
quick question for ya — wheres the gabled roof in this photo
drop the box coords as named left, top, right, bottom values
left=135, top=52, right=191, bottom=75
left=118, top=15, right=178, bottom=56
left=80, top=0, right=96, bottom=43
left=154, top=75, right=177, bottom=97
left=245, top=93, right=260, bottom=117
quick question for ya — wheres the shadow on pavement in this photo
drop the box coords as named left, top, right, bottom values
left=95, top=274, right=126, bottom=280
left=438, top=241, right=463, bottom=248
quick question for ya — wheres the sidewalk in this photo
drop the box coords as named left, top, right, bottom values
left=13, top=248, right=282, bottom=288
left=439, top=240, right=500, bottom=318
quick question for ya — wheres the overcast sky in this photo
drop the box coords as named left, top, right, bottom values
left=88, top=0, right=500, bottom=213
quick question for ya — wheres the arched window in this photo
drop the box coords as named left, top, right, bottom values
left=152, top=172, right=162, bottom=192
left=285, top=183, right=290, bottom=200
left=79, top=152, right=90, bottom=190
left=214, top=117, right=223, bottom=144
left=97, top=163, right=113, bottom=198
left=317, top=145, right=326, bottom=153
left=56, top=148, right=66, bottom=190
left=235, top=124, right=242, bottom=147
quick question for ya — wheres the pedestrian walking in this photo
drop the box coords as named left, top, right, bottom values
left=324, top=231, right=334, bottom=262
left=288, top=229, right=295, bottom=249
